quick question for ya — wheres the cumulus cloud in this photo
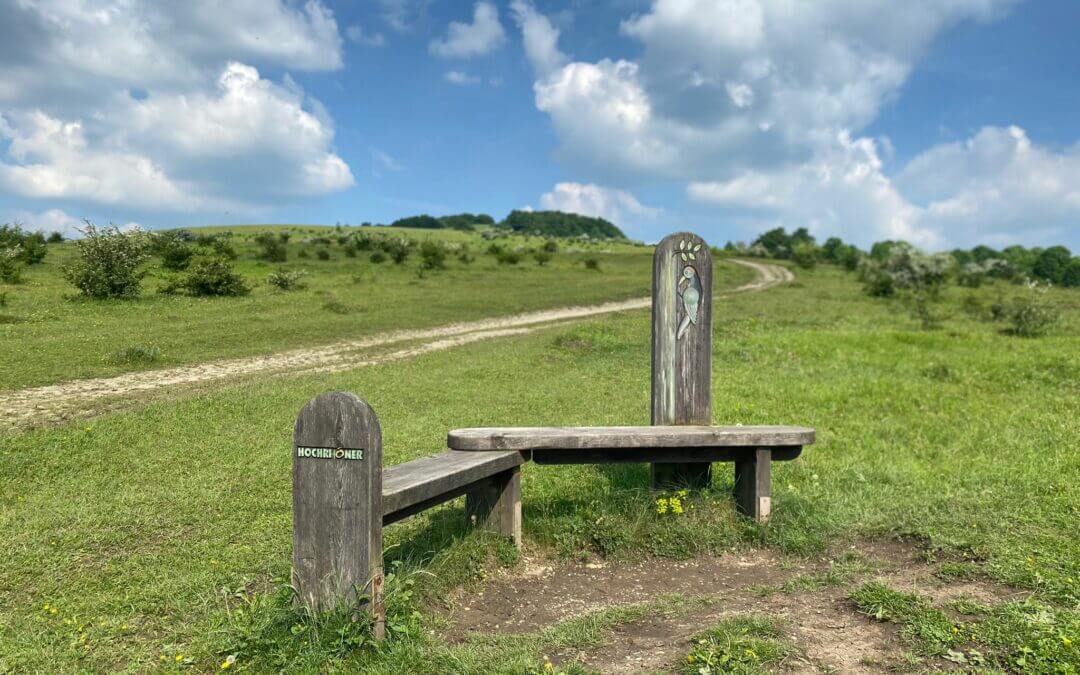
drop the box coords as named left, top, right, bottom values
left=510, top=0, right=1080, bottom=248
left=0, top=62, right=354, bottom=212
left=539, top=182, right=659, bottom=233
left=689, top=126, right=1080, bottom=249
left=444, top=70, right=482, bottom=86
left=0, top=2, right=353, bottom=217
left=429, top=2, right=505, bottom=58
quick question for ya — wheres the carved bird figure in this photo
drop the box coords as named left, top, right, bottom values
left=677, top=265, right=701, bottom=339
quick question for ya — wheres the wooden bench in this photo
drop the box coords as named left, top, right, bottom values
left=448, top=232, right=815, bottom=521
left=292, top=392, right=523, bottom=637
left=448, top=425, right=812, bottom=520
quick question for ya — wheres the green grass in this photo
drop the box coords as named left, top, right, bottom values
left=850, top=581, right=1079, bottom=670
left=0, top=225, right=736, bottom=391
left=0, top=264, right=1077, bottom=671
left=678, top=616, right=795, bottom=674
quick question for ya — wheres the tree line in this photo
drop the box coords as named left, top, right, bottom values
left=388, top=210, right=627, bottom=240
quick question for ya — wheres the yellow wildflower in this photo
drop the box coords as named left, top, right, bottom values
left=221, top=655, right=237, bottom=670
left=1063, top=636, right=1072, bottom=647
left=175, top=655, right=184, bottom=663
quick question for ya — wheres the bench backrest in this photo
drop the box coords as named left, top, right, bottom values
left=292, top=392, right=383, bottom=631
left=650, top=232, right=713, bottom=487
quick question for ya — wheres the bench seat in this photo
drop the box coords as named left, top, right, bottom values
left=382, top=450, right=524, bottom=526
left=447, top=425, right=813, bottom=464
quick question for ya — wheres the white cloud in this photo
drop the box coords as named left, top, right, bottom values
left=539, top=182, right=659, bottom=232
left=689, top=126, right=1080, bottom=249
left=0, top=2, right=353, bottom=217
left=445, top=70, right=482, bottom=86
left=429, top=2, right=505, bottom=58
left=346, top=24, right=386, bottom=47
left=10, top=208, right=83, bottom=237
left=510, top=0, right=1080, bottom=249
left=0, top=62, right=354, bottom=212
left=510, top=1, right=568, bottom=76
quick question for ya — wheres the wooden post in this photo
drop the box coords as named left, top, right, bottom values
left=651, top=232, right=713, bottom=489
left=734, top=448, right=772, bottom=522
left=465, top=466, right=522, bottom=547
left=292, top=392, right=385, bottom=638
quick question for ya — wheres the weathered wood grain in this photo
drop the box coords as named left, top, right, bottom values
left=734, top=448, right=772, bottom=522
left=651, top=232, right=713, bottom=488
left=293, top=392, right=383, bottom=636
left=448, top=426, right=814, bottom=451
left=465, top=467, right=523, bottom=547
left=381, top=450, right=525, bottom=525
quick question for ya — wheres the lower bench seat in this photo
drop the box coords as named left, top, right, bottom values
left=382, top=450, right=525, bottom=544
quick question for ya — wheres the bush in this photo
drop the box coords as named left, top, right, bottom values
left=1008, top=283, right=1058, bottom=337
left=542, top=239, right=559, bottom=254
left=0, top=247, right=22, bottom=283
left=383, top=238, right=412, bottom=265
left=859, top=244, right=951, bottom=299
left=583, top=256, right=601, bottom=271
left=47, top=231, right=64, bottom=244
left=457, top=245, right=474, bottom=265
left=370, top=250, right=387, bottom=264
left=153, top=232, right=196, bottom=271
left=169, top=256, right=250, bottom=297
left=316, top=249, right=331, bottom=261
left=266, top=269, right=307, bottom=291
left=791, top=243, right=819, bottom=269
left=956, top=262, right=986, bottom=288
left=255, top=233, right=287, bottom=262
left=62, top=222, right=150, bottom=299
left=1063, top=258, right=1080, bottom=288
left=0, top=224, right=47, bottom=265
left=418, top=241, right=446, bottom=271
left=496, top=249, right=522, bottom=265
left=533, top=249, right=552, bottom=266
left=201, top=236, right=238, bottom=260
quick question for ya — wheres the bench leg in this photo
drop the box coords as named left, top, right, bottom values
left=734, top=448, right=771, bottom=522
left=651, top=462, right=712, bottom=491
left=465, top=466, right=522, bottom=547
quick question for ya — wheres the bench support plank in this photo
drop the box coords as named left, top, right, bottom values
left=734, top=448, right=772, bottom=522
left=465, top=466, right=522, bottom=547
left=651, top=232, right=714, bottom=490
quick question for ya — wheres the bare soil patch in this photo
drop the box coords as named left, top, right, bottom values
left=442, top=539, right=1023, bottom=674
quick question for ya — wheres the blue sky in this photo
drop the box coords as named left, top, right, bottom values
left=1, top=0, right=1078, bottom=251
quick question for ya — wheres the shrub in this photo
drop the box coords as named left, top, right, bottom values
left=0, top=247, right=22, bottom=283
left=486, top=242, right=504, bottom=256
left=255, top=233, right=287, bottom=262
left=859, top=244, right=951, bottom=299
left=200, top=236, right=238, bottom=260
left=542, top=239, right=559, bottom=254
left=583, top=256, right=601, bottom=271
left=322, top=298, right=349, bottom=314
left=266, top=268, right=307, bottom=291
left=383, top=238, right=412, bottom=265
left=1008, top=283, right=1058, bottom=337
left=1063, top=258, right=1080, bottom=288
left=457, top=245, right=474, bottom=265
left=496, top=249, right=522, bottom=265
left=47, top=231, right=64, bottom=244
left=171, top=256, right=250, bottom=297
left=370, top=250, right=387, bottom=264
left=418, top=240, right=446, bottom=270
left=957, top=262, right=987, bottom=288
left=62, top=222, right=150, bottom=299
left=791, top=242, right=818, bottom=269
left=0, top=224, right=47, bottom=265
left=316, top=249, right=331, bottom=261
left=153, top=232, right=196, bottom=271
left=533, top=249, right=552, bottom=266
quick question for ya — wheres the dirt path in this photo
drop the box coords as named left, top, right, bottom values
left=0, top=259, right=789, bottom=430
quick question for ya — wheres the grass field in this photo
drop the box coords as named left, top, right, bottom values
left=0, top=226, right=673, bottom=391
left=0, top=254, right=1077, bottom=672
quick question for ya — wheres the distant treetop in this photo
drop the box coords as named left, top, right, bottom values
left=499, top=210, right=627, bottom=239
left=389, top=213, right=494, bottom=231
